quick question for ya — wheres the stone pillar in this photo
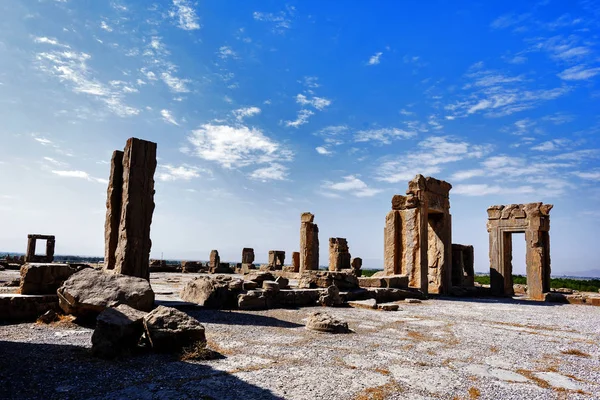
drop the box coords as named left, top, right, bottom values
left=268, top=251, right=285, bottom=269
left=112, top=138, right=157, bottom=280
left=46, top=236, right=55, bottom=262
left=351, top=257, right=362, bottom=277
left=452, top=244, right=474, bottom=287
left=328, top=238, right=350, bottom=271
left=241, top=248, right=255, bottom=264
left=383, top=210, right=401, bottom=275
left=209, top=250, right=220, bottom=272
left=25, top=236, right=36, bottom=262
left=291, top=252, right=300, bottom=273
left=300, top=212, right=319, bottom=272
left=104, top=150, right=124, bottom=271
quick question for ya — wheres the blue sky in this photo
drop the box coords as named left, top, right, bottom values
left=1, top=1, right=599, bottom=275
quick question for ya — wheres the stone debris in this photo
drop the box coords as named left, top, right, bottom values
left=262, top=281, right=280, bottom=293
left=37, top=309, right=59, bottom=324
left=0, top=293, right=59, bottom=321
left=405, top=298, right=422, bottom=303
left=19, top=263, right=81, bottom=295
left=208, top=250, right=220, bottom=273
left=268, top=251, right=285, bottom=269
left=384, top=175, right=452, bottom=295
left=181, top=261, right=204, bottom=273
left=180, top=275, right=243, bottom=308
left=57, top=268, right=154, bottom=317
left=377, top=303, right=400, bottom=311
left=275, top=276, right=289, bottom=289
left=347, top=299, right=377, bottom=309
left=328, top=238, right=351, bottom=272
left=91, top=304, right=147, bottom=359
left=351, top=257, right=362, bottom=277
left=358, top=275, right=409, bottom=289
left=487, top=203, right=552, bottom=300
left=25, top=234, right=55, bottom=263
left=298, top=271, right=359, bottom=291
left=305, top=311, right=351, bottom=333
left=300, top=212, right=319, bottom=272
left=241, top=248, right=255, bottom=264
left=105, top=138, right=157, bottom=280
left=143, top=306, right=206, bottom=352
left=318, top=285, right=342, bottom=307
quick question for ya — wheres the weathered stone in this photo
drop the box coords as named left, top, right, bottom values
left=358, top=275, right=409, bottom=289
left=25, top=234, right=56, bottom=263
left=212, top=263, right=233, bottom=274
left=276, top=289, right=323, bottom=307
left=236, top=263, right=256, bottom=274
left=38, top=309, right=59, bottom=324
left=237, top=291, right=267, bottom=310
left=328, top=238, right=351, bottom=272
left=306, top=311, right=350, bottom=333
left=91, top=304, right=147, bottom=359
left=291, top=252, right=300, bottom=273
left=57, top=269, right=154, bottom=317
left=112, top=138, right=157, bottom=280
left=181, top=261, right=203, bottom=273
left=319, top=285, right=342, bottom=307
left=0, top=294, right=59, bottom=321
left=143, top=306, right=206, bottom=352
left=209, top=250, right=220, bottom=272
left=300, top=212, right=319, bottom=272
left=405, top=298, right=422, bottom=303
left=241, top=248, right=255, bottom=264
left=104, top=150, right=123, bottom=271
left=348, top=298, right=377, bottom=309
left=180, top=275, right=243, bottom=309
left=268, top=251, right=285, bottom=269
left=351, top=257, right=362, bottom=277
left=384, top=175, right=452, bottom=295
left=262, top=281, right=280, bottom=293
left=19, top=263, right=81, bottom=295
left=242, top=281, right=258, bottom=290
left=246, top=272, right=276, bottom=286
left=298, top=271, right=359, bottom=291
left=487, top=203, right=552, bottom=301
left=275, top=276, right=289, bottom=289
left=451, top=244, right=474, bottom=287
left=377, top=303, right=399, bottom=311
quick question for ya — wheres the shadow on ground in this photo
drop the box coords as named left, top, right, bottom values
left=0, top=340, right=281, bottom=400
left=432, top=295, right=566, bottom=307
left=187, top=309, right=304, bottom=328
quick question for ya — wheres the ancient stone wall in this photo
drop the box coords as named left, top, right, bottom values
left=104, top=138, right=157, bottom=280
left=242, top=248, right=255, bottom=264
left=291, top=252, right=300, bottom=273
left=209, top=250, right=220, bottom=273
left=487, top=203, right=552, bottom=300
left=25, top=234, right=55, bottom=263
left=268, top=251, right=285, bottom=269
left=300, top=212, right=319, bottom=272
left=328, top=238, right=351, bottom=271
left=383, top=175, right=452, bottom=295
left=451, top=244, right=474, bottom=287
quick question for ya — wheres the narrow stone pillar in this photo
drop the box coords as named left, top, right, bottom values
left=25, top=236, right=36, bottom=262
left=328, top=238, right=350, bottom=271
left=291, top=251, right=300, bottom=273
left=104, top=150, right=124, bottom=271
left=351, top=257, right=362, bottom=276
left=209, top=250, right=220, bottom=272
left=46, top=237, right=55, bottom=262
left=241, top=248, right=255, bottom=264
left=113, top=138, right=157, bottom=280
left=300, top=212, right=319, bottom=272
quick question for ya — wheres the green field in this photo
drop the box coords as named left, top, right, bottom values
left=474, top=275, right=600, bottom=293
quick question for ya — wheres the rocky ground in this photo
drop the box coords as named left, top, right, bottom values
left=1, top=271, right=599, bottom=399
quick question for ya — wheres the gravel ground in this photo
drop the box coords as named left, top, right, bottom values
left=1, top=272, right=600, bottom=399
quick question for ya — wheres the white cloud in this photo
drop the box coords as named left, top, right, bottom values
left=285, top=109, right=314, bottom=128
left=451, top=169, right=486, bottom=181
left=218, top=46, right=237, bottom=59
left=43, top=157, right=67, bottom=167
left=453, top=184, right=535, bottom=196
left=321, top=175, right=383, bottom=198
left=531, top=139, right=571, bottom=152
left=51, top=170, right=106, bottom=183
left=368, top=52, right=382, bottom=65
left=34, top=137, right=53, bottom=145
left=253, top=9, right=293, bottom=33
left=376, top=136, right=491, bottom=183
left=186, top=123, right=292, bottom=169
left=157, top=164, right=205, bottom=181
left=249, top=163, right=288, bottom=181
left=233, top=106, right=261, bottom=121
left=296, top=94, right=331, bottom=110
left=161, top=72, right=190, bottom=93
left=160, top=109, right=179, bottom=126
left=34, top=37, right=69, bottom=48
left=558, top=65, right=600, bottom=81
left=100, top=21, right=113, bottom=32
left=354, top=127, right=416, bottom=144
left=170, top=0, right=200, bottom=30
left=573, top=170, right=600, bottom=180
left=315, top=146, right=332, bottom=155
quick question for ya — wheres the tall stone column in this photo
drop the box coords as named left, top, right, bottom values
left=104, top=150, right=124, bottom=271
left=300, top=212, right=319, bottom=272
left=108, top=138, right=157, bottom=280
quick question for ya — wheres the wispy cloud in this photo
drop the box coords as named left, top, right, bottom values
left=160, top=109, right=179, bottom=126
left=253, top=7, right=294, bottom=34
left=285, top=109, right=314, bottom=128
left=161, top=72, right=190, bottom=93
left=315, top=146, right=332, bottom=155
left=157, top=164, right=206, bottom=181
left=170, top=0, right=200, bottom=31
left=296, top=94, right=331, bottom=110
left=367, top=52, right=382, bottom=66
left=233, top=106, right=261, bottom=121
left=218, top=46, right=237, bottom=60
left=558, top=65, right=600, bottom=81
left=321, top=175, right=382, bottom=198
left=249, top=163, right=288, bottom=181
left=51, top=170, right=107, bottom=184
left=354, top=127, right=416, bottom=144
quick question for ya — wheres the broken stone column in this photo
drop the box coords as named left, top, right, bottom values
left=328, top=238, right=351, bottom=271
left=104, top=150, right=124, bottom=271
left=104, top=138, right=157, bottom=280
left=300, top=212, right=319, bottom=272
left=268, top=251, right=285, bottom=269
left=383, top=175, right=452, bottom=295
left=25, top=234, right=56, bottom=263
left=209, top=250, right=220, bottom=273
left=487, top=203, right=552, bottom=301
left=291, top=252, right=300, bottom=273
left=241, top=248, right=255, bottom=264
left=351, top=257, right=362, bottom=277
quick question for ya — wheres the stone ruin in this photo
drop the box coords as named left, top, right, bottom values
left=487, top=203, right=552, bottom=300
left=25, top=234, right=55, bottom=263
left=104, top=138, right=157, bottom=280
left=268, top=250, right=285, bottom=269
left=351, top=257, right=362, bottom=277
left=300, top=212, right=319, bottom=272
left=291, top=251, right=300, bottom=273
left=384, top=175, right=452, bottom=295
left=242, top=248, right=255, bottom=264
left=452, top=244, right=474, bottom=287
left=328, top=238, right=351, bottom=271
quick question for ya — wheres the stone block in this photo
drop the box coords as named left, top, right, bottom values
left=180, top=275, right=243, bottom=309
left=19, top=263, right=81, bottom=295
left=0, top=294, right=59, bottom=321
left=91, top=304, right=147, bottom=359
left=348, top=299, right=377, bottom=309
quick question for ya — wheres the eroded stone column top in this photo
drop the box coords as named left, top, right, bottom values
left=301, top=212, right=315, bottom=223
left=487, top=203, right=553, bottom=220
